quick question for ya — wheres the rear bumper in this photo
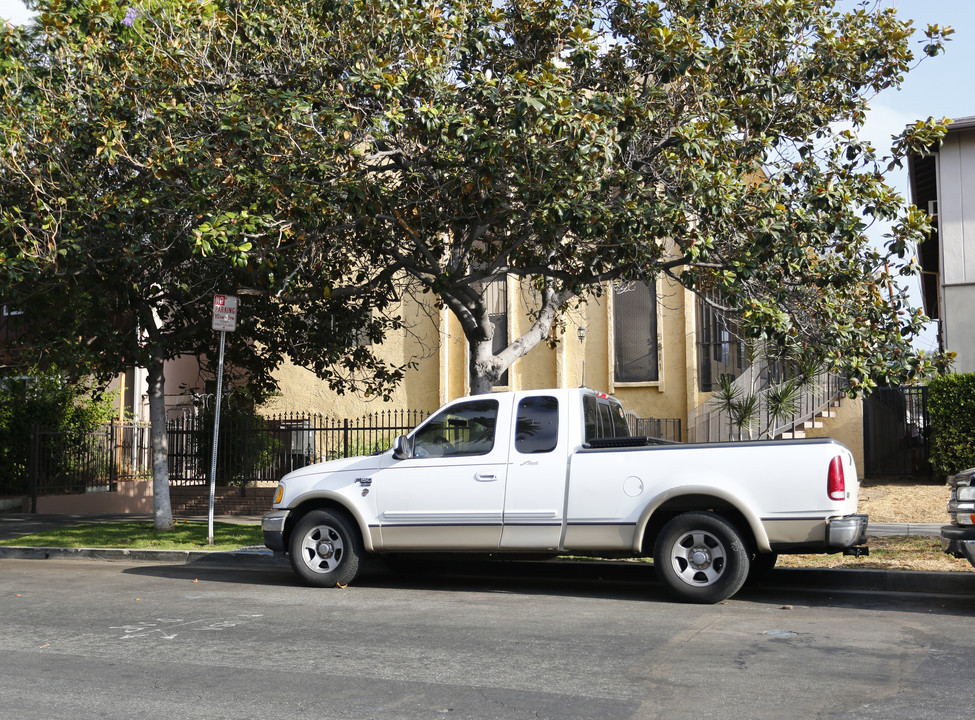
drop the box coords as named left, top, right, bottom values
left=768, top=513, right=868, bottom=553
left=262, top=509, right=290, bottom=552
left=941, top=524, right=975, bottom=567
left=827, top=513, right=868, bottom=549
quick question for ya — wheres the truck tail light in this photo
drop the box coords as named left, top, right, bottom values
left=827, top=456, right=846, bottom=501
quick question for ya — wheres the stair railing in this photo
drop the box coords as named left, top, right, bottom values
left=688, top=357, right=843, bottom=443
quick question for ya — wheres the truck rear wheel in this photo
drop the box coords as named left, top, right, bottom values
left=653, top=511, right=749, bottom=604
left=289, top=509, right=362, bottom=588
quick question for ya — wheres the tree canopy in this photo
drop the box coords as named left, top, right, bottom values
left=0, top=0, right=955, bottom=421
left=82, top=0, right=949, bottom=395
left=308, top=0, right=952, bottom=393
left=0, top=0, right=412, bottom=526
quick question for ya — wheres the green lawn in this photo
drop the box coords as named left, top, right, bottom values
left=0, top=521, right=264, bottom=552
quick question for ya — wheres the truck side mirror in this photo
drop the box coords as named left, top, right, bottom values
left=391, top=435, right=413, bottom=460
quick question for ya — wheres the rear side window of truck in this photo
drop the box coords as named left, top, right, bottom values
left=515, top=396, right=559, bottom=454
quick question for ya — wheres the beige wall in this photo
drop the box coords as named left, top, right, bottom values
left=146, top=277, right=858, bottom=457
left=803, top=396, right=865, bottom=480
left=249, top=277, right=704, bottom=437
left=36, top=479, right=153, bottom=514
left=260, top=293, right=445, bottom=417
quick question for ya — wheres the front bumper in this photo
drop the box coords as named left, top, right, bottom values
left=827, top=513, right=868, bottom=549
left=941, top=524, right=975, bottom=567
left=262, top=509, right=291, bottom=552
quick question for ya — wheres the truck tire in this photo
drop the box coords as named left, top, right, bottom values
left=289, top=509, right=362, bottom=588
left=653, top=511, right=749, bottom=604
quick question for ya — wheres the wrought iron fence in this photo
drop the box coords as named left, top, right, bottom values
left=630, top=416, right=682, bottom=443
left=18, top=407, right=685, bottom=501
left=863, top=386, right=931, bottom=479
left=26, top=422, right=152, bottom=508
left=166, top=409, right=429, bottom=486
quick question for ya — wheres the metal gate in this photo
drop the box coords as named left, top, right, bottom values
left=863, top=386, right=930, bottom=479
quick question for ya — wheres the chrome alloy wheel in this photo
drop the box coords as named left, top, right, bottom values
left=669, top=529, right=728, bottom=586
left=298, top=523, right=346, bottom=574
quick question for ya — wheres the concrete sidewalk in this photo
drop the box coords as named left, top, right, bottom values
left=1, top=513, right=971, bottom=597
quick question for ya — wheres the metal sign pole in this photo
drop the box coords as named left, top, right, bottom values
left=208, top=294, right=237, bottom=546
left=207, top=329, right=227, bottom=545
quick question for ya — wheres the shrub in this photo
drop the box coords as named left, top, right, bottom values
left=928, top=373, right=975, bottom=479
left=0, top=373, right=117, bottom=494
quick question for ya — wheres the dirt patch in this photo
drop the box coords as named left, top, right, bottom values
left=777, top=535, right=975, bottom=573
left=777, top=480, right=969, bottom=573
left=859, top=480, right=948, bottom=524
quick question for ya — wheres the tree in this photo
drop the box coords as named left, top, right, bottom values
left=0, top=0, right=956, bottom=516
left=0, top=0, right=409, bottom=527
left=122, top=0, right=949, bottom=396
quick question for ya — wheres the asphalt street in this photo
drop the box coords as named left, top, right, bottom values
left=2, top=557, right=975, bottom=720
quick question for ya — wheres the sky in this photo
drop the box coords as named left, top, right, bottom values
left=0, top=0, right=971, bottom=353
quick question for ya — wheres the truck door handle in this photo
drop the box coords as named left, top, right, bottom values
left=474, top=473, right=498, bottom=482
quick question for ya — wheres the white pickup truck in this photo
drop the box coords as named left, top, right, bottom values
left=263, top=387, right=867, bottom=603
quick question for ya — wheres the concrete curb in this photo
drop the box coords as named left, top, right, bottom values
left=762, top=566, right=975, bottom=596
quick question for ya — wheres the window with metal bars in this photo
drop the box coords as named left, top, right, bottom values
left=612, top=281, right=659, bottom=383
left=482, top=277, right=509, bottom=387
left=695, top=296, right=745, bottom=392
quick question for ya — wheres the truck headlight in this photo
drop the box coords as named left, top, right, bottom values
left=958, top=487, right=975, bottom=502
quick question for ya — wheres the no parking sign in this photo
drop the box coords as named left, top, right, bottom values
left=212, top=294, right=238, bottom=332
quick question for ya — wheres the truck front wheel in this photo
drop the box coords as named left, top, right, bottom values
left=653, top=512, right=749, bottom=604
left=289, top=509, right=362, bottom=588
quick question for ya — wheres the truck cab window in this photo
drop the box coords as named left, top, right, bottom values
left=412, top=399, right=499, bottom=458
left=516, top=396, right=559, bottom=454
left=584, top=394, right=631, bottom=443
left=584, top=395, right=600, bottom=441
left=610, top=400, right=631, bottom=437
left=598, top=403, right=614, bottom=436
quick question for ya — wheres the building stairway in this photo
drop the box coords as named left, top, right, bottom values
left=170, top=486, right=276, bottom=516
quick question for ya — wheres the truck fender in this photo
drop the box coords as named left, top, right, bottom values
left=633, top=485, right=772, bottom=554
left=287, top=491, right=378, bottom=553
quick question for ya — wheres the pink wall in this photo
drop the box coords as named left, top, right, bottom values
left=36, top=479, right=153, bottom=514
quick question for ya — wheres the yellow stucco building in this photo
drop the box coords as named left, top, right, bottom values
left=254, top=274, right=864, bottom=474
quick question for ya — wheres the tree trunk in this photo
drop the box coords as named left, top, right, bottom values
left=461, top=285, right=576, bottom=396
left=468, top=335, right=498, bottom=396
left=146, top=354, right=173, bottom=530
